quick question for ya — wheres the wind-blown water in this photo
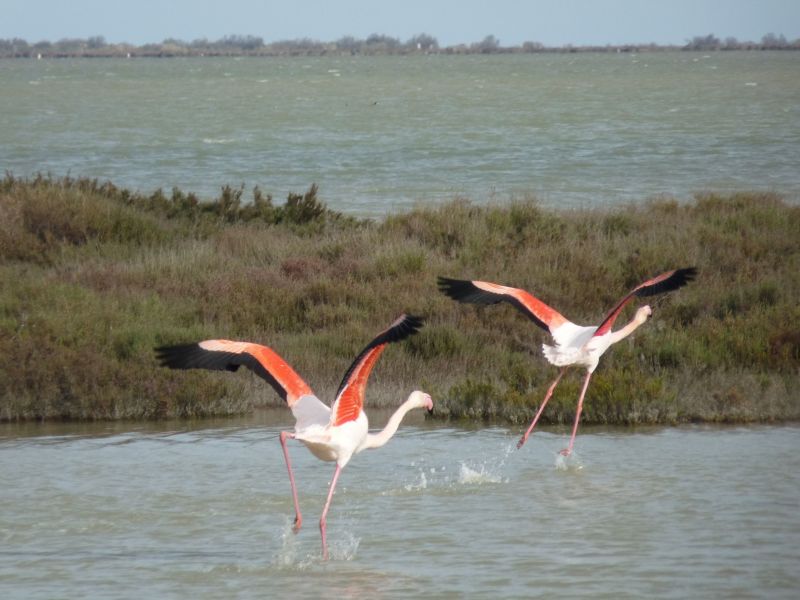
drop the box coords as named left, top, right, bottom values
left=1, top=417, right=798, bottom=598
left=2, top=52, right=799, bottom=216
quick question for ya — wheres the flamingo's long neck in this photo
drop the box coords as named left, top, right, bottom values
left=360, top=394, right=421, bottom=450
left=608, top=313, right=647, bottom=346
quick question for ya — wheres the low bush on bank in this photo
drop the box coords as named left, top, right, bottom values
left=1, top=174, right=798, bottom=423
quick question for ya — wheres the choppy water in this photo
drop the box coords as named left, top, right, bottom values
left=2, top=52, right=799, bottom=216
left=1, top=415, right=798, bottom=599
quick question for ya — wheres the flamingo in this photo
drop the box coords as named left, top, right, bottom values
left=155, top=314, right=432, bottom=560
left=438, top=268, right=696, bottom=456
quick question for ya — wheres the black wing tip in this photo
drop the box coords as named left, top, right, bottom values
left=665, top=266, right=698, bottom=289
left=361, top=313, right=425, bottom=351
left=677, top=266, right=698, bottom=282
left=333, top=315, right=424, bottom=399
left=635, top=266, right=698, bottom=298
left=437, top=275, right=467, bottom=296
left=437, top=275, right=460, bottom=287
left=402, top=312, right=425, bottom=330
left=437, top=275, right=496, bottom=304
left=386, top=313, right=425, bottom=342
left=154, top=342, right=243, bottom=373
left=154, top=342, right=200, bottom=367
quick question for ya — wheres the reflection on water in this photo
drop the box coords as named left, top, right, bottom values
left=1, top=416, right=799, bottom=599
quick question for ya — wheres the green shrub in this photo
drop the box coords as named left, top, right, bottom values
left=1, top=176, right=798, bottom=422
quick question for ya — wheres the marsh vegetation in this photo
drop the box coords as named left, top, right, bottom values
left=1, top=175, right=797, bottom=422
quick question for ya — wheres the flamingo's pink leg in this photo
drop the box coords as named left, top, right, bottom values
left=517, top=368, right=567, bottom=449
left=279, top=431, right=302, bottom=532
left=561, top=371, right=593, bottom=456
left=319, top=464, right=342, bottom=561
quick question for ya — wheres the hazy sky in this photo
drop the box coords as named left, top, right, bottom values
left=3, top=0, right=799, bottom=47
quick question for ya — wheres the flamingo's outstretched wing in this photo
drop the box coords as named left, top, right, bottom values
left=593, top=267, right=697, bottom=337
left=437, top=276, right=568, bottom=334
left=156, top=340, right=314, bottom=407
left=329, top=314, right=424, bottom=427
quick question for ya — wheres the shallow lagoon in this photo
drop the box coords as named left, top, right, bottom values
left=2, top=416, right=798, bottom=598
left=3, top=52, right=799, bottom=215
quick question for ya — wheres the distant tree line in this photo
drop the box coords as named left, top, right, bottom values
left=1, top=31, right=798, bottom=58
left=683, top=32, right=797, bottom=50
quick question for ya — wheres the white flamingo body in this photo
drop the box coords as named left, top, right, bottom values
left=292, top=408, right=367, bottom=463
left=543, top=322, right=600, bottom=369
left=289, top=393, right=332, bottom=433
left=440, top=268, right=696, bottom=455
left=157, top=314, right=431, bottom=559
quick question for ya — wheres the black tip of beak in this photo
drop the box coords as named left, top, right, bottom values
left=427, top=407, right=434, bottom=416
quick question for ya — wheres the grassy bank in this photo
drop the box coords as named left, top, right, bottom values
left=1, top=175, right=798, bottom=423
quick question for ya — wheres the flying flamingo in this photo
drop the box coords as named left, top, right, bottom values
left=155, top=314, right=432, bottom=560
left=438, top=268, right=696, bottom=456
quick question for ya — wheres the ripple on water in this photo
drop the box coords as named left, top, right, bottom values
left=0, top=423, right=798, bottom=598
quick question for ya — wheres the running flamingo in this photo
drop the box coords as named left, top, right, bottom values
left=156, top=314, right=432, bottom=560
left=438, top=268, right=696, bottom=456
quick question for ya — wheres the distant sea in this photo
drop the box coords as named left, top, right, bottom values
left=2, top=51, right=798, bottom=216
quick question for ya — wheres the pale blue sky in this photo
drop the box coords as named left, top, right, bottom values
left=3, top=0, right=799, bottom=47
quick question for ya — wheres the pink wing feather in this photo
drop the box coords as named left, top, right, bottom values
left=330, top=314, right=423, bottom=427
left=437, top=277, right=568, bottom=333
left=593, top=267, right=697, bottom=337
left=156, top=339, right=313, bottom=406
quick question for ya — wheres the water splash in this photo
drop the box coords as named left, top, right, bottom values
left=272, top=520, right=323, bottom=569
left=458, top=462, right=504, bottom=485
left=455, top=440, right=516, bottom=485
left=329, top=532, right=360, bottom=562
left=272, top=518, right=361, bottom=566
left=272, top=519, right=301, bottom=568
left=554, top=451, right=584, bottom=472
left=403, top=470, right=427, bottom=492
